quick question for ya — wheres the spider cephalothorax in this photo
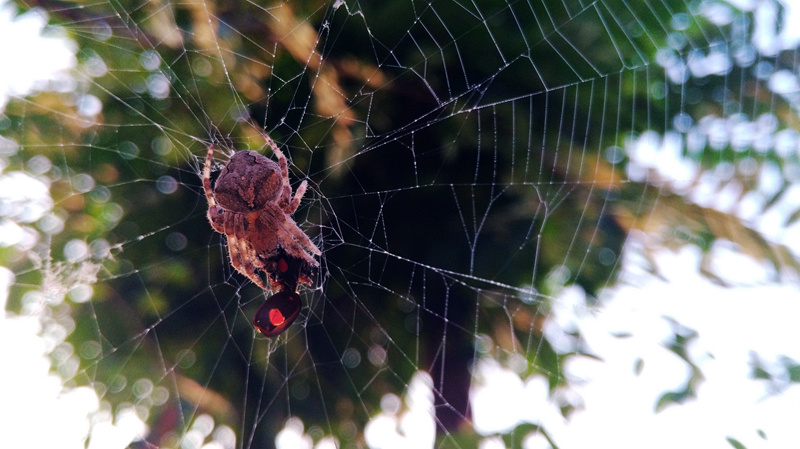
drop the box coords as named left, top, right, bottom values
left=202, top=135, right=320, bottom=297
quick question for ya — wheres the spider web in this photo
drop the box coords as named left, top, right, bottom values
left=3, top=0, right=800, bottom=448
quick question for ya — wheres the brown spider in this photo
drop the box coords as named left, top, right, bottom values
left=202, top=135, right=321, bottom=293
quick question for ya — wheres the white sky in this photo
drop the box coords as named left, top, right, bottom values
left=2, top=0, right=800, bottom=448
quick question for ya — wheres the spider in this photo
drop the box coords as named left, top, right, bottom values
left=203, top=135, right=321, bottom=335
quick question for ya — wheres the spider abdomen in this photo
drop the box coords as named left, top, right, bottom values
left=214, top=150, right=283, bottom=211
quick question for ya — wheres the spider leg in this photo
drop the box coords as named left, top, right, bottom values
left=262, top=133, right=313, bottom=215
left=295, top=227, right=322, bottom=257
left=279, top=220, right=322, bottom=262
left=203, top=144, right=217, bottom=208
left=224, top=214, right=272, bottom=290
left=227, top=234, right=271, bottom=290
left=262, top=134, right=293, bottom=210
left=203, top=144, right=224, bottom=233
left=256, top=205, right=321, bottom=261
left=285, top=180, right=308, bottom=215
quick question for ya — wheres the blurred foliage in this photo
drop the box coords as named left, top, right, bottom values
left=3, top=0, right=800, bottom=447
